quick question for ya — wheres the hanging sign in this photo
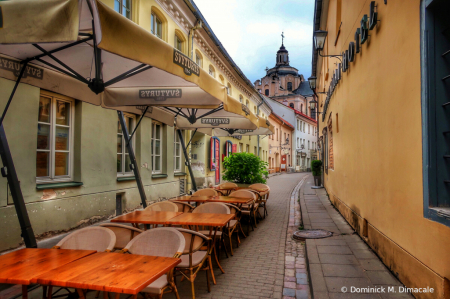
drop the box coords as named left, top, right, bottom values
left=173, top=49, right=200, bottom=76
left=139, top=89, right=181, bottom=101
left=201, top=118, right=230, bottom=126
left=0, top=57, right=43, bottom=79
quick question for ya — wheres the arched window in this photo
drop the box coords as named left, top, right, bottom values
left=115, top=0, right=132, bottom=19
left=265, top=89, right=269, bottom=96
left=174, top=30, right=186, bottom=54
left=287, top=82, right=292, bottom=91
left=195, top=50, right=203, bottom=67
left=151, top=7, right=167, bottom=40
left=219, top=75, right=225, bottom=85
left=300, top=104, right=303, bottom=113
left=254, top=106, right=257, bottom=114
left=246, top=100, right=249, bottom=108
left=227, top=83, right=232, bottom=95
left=289, top=103, right=294, bottom=108
left=209, top=65, right=215, bottom=78
left=239, top=95, right=243, bottom=103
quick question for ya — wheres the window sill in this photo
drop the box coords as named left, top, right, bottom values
left=174, top=172, right=187, bottom=176
left=427, top=207, right=450, bottom=228
left=36, top=182, right=83, bottom=190
left=117, top=176, right=136, bottom=182
left=152, top=174, right=168, bottom=179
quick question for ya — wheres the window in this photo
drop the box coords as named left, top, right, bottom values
left=422, top=0, right=450, bottom=224
left=308, top=124, right=310, bottom=134
left=209, top=65, right=215, bottom=78
left=276, top=129, right=278, bottom=141
left=175, top=35, right=183, bottom=52
left=287, top=82, right=292, bottom=91
left=254, top=106, right=257, bottom=114
left=37, top=92, right=74, bottom=182
left=289, top=103, right=294, bottom=108
left=227, top=83, right=232, bottom=96
left=151, top=122, right=163, bottom=173
left=297, top=137, right=299, bottom=147
left=239, top=143, right=243, bottom=153
left=308, top=141, right=310, bottom=150
left=174, top=131, right=182, bottom=172
left=219, top=75, right=225, bottom=85
left=265, top=89, right=269, bottom=96
left=239, top=95, right=243, bottom=103
left=246, top=144, right=249, bottom=153
left=195, top=51, right=203, bottom=67
left=115, top=0, right=131, bottom=19
left=301, top=104, right=303, bottom=113
left=254, top=146, right=257, bottom=155
left=246, top=100, right=249, bottom=108
left=151, top=13, right=162, bottom=38
left=303, top=122, right=306, bottom=132
left=117, top=114, right=135, bottom=176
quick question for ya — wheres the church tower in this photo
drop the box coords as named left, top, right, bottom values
left=276, top=33, right=290, bottom=66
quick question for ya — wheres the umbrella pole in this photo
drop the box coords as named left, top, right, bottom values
left=177, top=129, right=197, bottom=192
left=118, top=111, right=148, bottom=208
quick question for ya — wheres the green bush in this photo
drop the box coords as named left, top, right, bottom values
left=222, top=152, right=269, bottom=184
left=311, top=160, right=323, bottom=176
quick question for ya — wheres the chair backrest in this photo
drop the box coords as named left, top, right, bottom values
left=249, top=184, right=270, bottom=192
left=124, top=227, right=185, bottom=257
left=175, top=228, right=210, bottom=255
left=192, top=188, right=217, bottom=197
left=172, top=201, right=194, bottom=213
left=99, top=223, right=143, bottom=250
left=193, top=202, right=230, bottom=214
left=218, top=182, right=238, bottom=190
left=224, top=203, right=240, bottom=215
left=55, top=227, right=116, bottom=252
left=229, top=190, right=256, bottom=200
left=145, top=201, right=178, bottom=212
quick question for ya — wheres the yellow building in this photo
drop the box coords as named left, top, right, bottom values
left=312, top=0, right=450, bottom=298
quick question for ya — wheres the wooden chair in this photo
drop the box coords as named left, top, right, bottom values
left=229, top=190, right=257, bottom=235
left=122, top=228, right=185, bottom=299
left=99, top=223, right=143, bottom=251
left=192, top=188, right=218, bottom=197
left=53, top=227, right=116, bottom=252
left=192, top=203, right=231, bottom=261
left=249, top=184, right=270, bottom=219
left=223, top=204, right=246, bottom=256
left=171, top=201, right=195, bottom=213
left=145, top=201, right=179, bottom=212
left=174, top=228, right=213, bottom=299
left=216, top=182, right=238, bottom=195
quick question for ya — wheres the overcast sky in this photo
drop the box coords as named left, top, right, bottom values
left=194, top=0, right=315, bottom=84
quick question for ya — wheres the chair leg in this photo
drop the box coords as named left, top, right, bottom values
left=221, top=235, right=229, bottom=258
left=228, top=230, right=234, bottom=256
left=208, top=255, right=216, bottom=285
left=238, top=223, right=247, bottom=238
left=205, top=267, right=211, bottom=293
left=190, top=269, right=196, bottom=299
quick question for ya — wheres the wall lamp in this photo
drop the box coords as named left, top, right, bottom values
left=314, top=30, right=342, bottom=61
left=307, top=76, right=326, bottom=94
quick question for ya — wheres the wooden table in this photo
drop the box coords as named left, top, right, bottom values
left=110, top=211, right=182, bottom=227
left=171, top=195, right=210, bottom=203
left=166, top=212, right=234, bottom=283
left=35, top=252, right=181, bottom=297
left=0, top=248, right=96, bottom=299
left=172, top=195, right=253, bottom=205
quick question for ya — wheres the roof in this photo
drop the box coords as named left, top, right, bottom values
left=293, top=81, right=314, bottom=97
left=271, top=112, right=295, bottom=130
left=288, top=106, right=317, bottom=123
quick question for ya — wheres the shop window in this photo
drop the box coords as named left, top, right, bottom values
left=152, top=122, right=163, bottom=174
left=174, top=131, right=182, bottom=172
left=209, top=65, right=215, bottom=78
left=151, top=12, right=162, bottom=39
left=117, top=113, right=136, bottom=176
left=422, top=0, right=450, bottom=225
left=37, top=92, right=74, bottom=182
left=115, top=0, right=132, bottom=19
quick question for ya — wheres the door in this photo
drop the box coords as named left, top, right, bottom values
left=281, top=154, right=287, bottom=171
left=215, top=138, right=220, bottom=184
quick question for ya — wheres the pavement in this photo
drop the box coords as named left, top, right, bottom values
left=300, top=175, right=413, bottom=299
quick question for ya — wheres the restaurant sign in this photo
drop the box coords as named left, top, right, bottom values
left=0, top=57, right=43, bottom=79
left=241, top=104, right=250, bottom=116
left=201, top=118, right=230, bottom=126
left=235, top=129, right=253, bottom=134
left=173, top=49, right=200, bottom=77
left=139, top=89, right=181, bottom=101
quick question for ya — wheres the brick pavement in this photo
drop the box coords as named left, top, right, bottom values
left=300, top=175, right=413, bottom=299
left=176, top=172, right=308, bottom=299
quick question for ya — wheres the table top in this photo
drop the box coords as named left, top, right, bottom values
left=171, top=195, right=209, bottom=203
left=166, top=213, right=234, bottom=227
left=35, top=252, right=181, bottom=294
left=110, top=211, right=182, bottom=224
left=0, top=248, right=96, bottom=285
left=170, top=196, right=252, bottom=205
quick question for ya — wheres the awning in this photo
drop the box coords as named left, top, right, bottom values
left=200, top=116, right=274, bottom=136
left=0, top=0, right=227, bottom=109
left=168, top=95, right=259, bottom=131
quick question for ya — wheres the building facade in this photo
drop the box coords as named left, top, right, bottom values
left=268, top=113, right=294, bottom=173
left=0, top=0, right=270, bottom=251
left=312, top=0, right=450, bottom=298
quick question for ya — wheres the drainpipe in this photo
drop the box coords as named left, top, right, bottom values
left=189, top=20, right=202, bottom=59
left=257, top=101, right=264, bottom=157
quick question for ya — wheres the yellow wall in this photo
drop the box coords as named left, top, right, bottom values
left=316, top=1, right=450, bottom=297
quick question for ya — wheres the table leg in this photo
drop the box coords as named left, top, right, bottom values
left=103, top=291, right=109, bottom=299
left=22, top=285, right=28, bottom=299
left=76, top=289, right=86, bottom=299
left=211, top=227, right=225, bottom=274
left=42, top=286, right=47, bottom=299
left=114, top=293, right=120, bottom=299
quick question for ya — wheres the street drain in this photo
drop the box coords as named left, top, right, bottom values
left=293, top=229, right=333, bottom=240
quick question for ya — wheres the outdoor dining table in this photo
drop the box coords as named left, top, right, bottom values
left=172, top=195, right=253, bottom=205
left=165, top=212, right=234, bottom=284
left=35, top=252, right=181, bottom=299
left=110, top=211, right=182, bottom=228
left=0, top=248, right=96, bottom=299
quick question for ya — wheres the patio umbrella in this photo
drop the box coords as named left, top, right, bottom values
left=0, top=0, right=227, bottom=247
left=200, top=116, right=275, bottom=137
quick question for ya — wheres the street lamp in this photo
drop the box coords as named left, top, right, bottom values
left=308, top=76, right=316, bottom=90
left=309, top=99, right=318, bottom=110
left=314, top=30, right=328, bottom=51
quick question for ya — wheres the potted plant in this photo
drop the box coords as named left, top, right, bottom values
left=311, top=160, right=323, bottom=187
left=222, top=152, right=269, bottom=187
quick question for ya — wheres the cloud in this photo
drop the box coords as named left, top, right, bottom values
left=193, top=0, right=315, bottom=83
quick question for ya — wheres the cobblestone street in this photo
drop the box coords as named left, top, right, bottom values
left=177, top=173, right=308, bottom=299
